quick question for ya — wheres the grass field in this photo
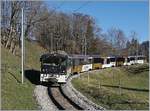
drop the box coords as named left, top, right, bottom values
left=1, top=40, right=46, bottom=109
left=72, top=64, right=149, bottom=110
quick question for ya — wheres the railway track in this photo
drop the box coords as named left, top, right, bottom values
left=48, top=85, right=83, bottom=110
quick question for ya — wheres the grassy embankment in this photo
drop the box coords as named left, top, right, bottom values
left=72, top=64, right=149, bottom=110
left=1, top=40, right=46, bottom=109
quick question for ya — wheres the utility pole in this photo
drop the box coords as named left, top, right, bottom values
left=136, top=39, right=138, bottom=57
left=81, top=34, right=84, bottom=55
left=21, top=7, right=24, bottom=84
left=84, top=34, right=87, bottom=56
left=51, top=33, right=53, bottom=52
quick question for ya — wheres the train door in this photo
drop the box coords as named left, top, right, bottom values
left=116, top=57, right=125, bottom=66
left=81, top=57, right=92, bottom=72
left=72, top=58, right=81, bottom=74
left=102, top=58, right=111, bottom=68
left=137, top=56, right=145, bottom=64
left=110, top=57, right=116, bottom=67
left=124, top=57, right=131, bottom=66
left=92, top=57, right=103, bottom=69
left=130, top=57, right=136, bottom=65
left=66, top=58, right=72, bottom=77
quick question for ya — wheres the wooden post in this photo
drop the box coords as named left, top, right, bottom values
left=4, top=64, right=6, bottom=73
left=88, top=72, right=89, bottom=86
left=113, top=73, right=115, bottom=83
left=79, top=73, right=81, bottom=79
left=98, top=80, right=101, bottom=94
left=119, top=74, right=121, bottom=95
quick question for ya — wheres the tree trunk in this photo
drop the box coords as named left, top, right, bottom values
left=5, top=28, right=13, bottom=49
left=9, top=39, right=15, bottom=53
left=12, top=43, right=16, bottom=55
left=5, top=37, right=12, bottom=49
left=15, top=45, right=20, bottom=56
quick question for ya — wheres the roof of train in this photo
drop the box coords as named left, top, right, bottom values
left=128, top=55, right=145, bottom=58
left=40, top=51, right=145, bottom=60
left=69, top=54, right=91, bottom=59
left=40, top=52, right=68, bottom=61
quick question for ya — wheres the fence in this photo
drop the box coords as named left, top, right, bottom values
left=77, top=70, right=149, bottom=109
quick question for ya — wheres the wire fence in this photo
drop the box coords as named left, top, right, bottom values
left=77, top=70, right=149, bottom=109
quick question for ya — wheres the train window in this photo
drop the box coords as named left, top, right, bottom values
left=93, top=58, right=100, bottom=63
left=79, top=58, right=85, bottom=65
left=60, top=59, right=67, bottom=66
left=67, top=58, right=72, bottom=66
left=41, top=56, right=67, bottom=66
left=130, top=57, right=135, bottom=61
left=138, top=57, right=144, bottom=60
left=80, top=58, right=90, bottom=65
left=107, top=59, right=110, bottom=64
left=122, top=58, right=125, bottom=62
left=127, top=58, right=130, bottom=62
left=73, top=59, right=80, bottom=66
left=93, top=58, right=104, bottom=64
left=82, top=61, right=89, bottom=65
left=110, top=58, right=115, bottom=62
left=117, top=57, right=125, bottom=62
left=88, top=58, right=93, bottom=64
left=101, top=58, right=104, bottom=64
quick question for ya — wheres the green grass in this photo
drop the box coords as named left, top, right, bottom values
left=72, top=65, right=149, bottom=110
left=1, top=40, right=46, bottom=109
left=25, top=41, right=46, bottom=69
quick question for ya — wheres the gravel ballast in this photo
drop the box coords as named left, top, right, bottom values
left=61, top=71, right=105, bottom=110
left=34, top=85, right=58, bottom=111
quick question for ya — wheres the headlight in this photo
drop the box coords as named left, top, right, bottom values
left=62, top=70, right=65, bottom=73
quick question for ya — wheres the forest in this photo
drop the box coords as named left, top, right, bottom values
left=1, top=1, right=149, bottom=61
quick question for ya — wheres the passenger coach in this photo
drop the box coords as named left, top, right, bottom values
left=71, top=54, right=92, bottom=74
left=91, top=55, right=104, bottom=69
left=102, top=56, right=116, bottom=68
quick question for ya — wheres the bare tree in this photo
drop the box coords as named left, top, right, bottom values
left=1, top=1, right=47, bottom=55
left=107, top=27, right=127, bottom=56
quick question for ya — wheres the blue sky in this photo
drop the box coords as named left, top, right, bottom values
left=45, top=1, right=149, bottom=43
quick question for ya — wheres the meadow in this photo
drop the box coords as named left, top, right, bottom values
left=72, top=64, right=149, bottom=110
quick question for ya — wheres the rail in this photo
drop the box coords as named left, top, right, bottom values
left=47, top=85, right=83, bottom=110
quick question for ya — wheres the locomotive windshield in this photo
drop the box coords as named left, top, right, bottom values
left=40, top=53, right=68, bottom=74
left=42, top=56, right=67, bottom=66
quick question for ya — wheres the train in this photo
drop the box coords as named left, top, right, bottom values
left=40, top=51, right=146, bottom=83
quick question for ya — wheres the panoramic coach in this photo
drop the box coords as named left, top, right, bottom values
left=102, top=56, right=116, bottom=68
left=70, top=54, right=93, bottom=73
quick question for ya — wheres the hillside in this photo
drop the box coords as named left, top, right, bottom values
left=1, top=40, right=46, bottom=109
left=72, top=65, right=149, bottom=110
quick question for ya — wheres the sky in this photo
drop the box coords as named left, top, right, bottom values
left=45, top=0, right=149, bottom=43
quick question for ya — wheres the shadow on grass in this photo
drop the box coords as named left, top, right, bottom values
left=25, top=69, right=41, bottom=85
left=8, top=72, right=21, bottom=83
left=102, top=84, right=149, bottom=92
left=24, top=69, right=56, bottom=86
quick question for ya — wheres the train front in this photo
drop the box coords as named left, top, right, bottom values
left=40, top=53, right=68, bottom=83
